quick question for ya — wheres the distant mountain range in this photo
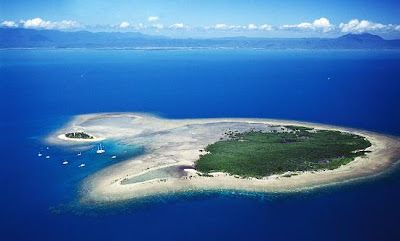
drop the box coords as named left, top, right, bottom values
left=1, top=28, right=400, bottom=49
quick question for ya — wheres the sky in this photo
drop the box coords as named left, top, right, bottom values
left=1, top=0, right=400, bottom=38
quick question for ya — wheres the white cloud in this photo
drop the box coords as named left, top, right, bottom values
left=148, top=16, right=159, bottom=22
left=119, top=21, right=130, bottom=28
left=1, top=20, right=18, bottom=28
left=169, top=23, right=184, bottom=29
left=247, top=24, right=258, bottom=30
left=21, top=18, right=50, bottom=28
left=204, top=23, right=272, bottom=31
left=313, top=17, right=333, bottom=30
left=57, top=20, right=82, bottom=29
left=133, top=23, right=146, bottom=30
left=152, top=24, right=164, bottom=29
left=259, top=24, right=273, bottom=31
left=214, top=24, right=228, bottom=30
left=20, top=18, right=82, bottom=30
left=339, top=19, right=400, bottom=33
left=281, top=17, right=334, bottom=32
left=134, top=23, right=146, bottom=30
left=205, top=23, right=246, bottom=30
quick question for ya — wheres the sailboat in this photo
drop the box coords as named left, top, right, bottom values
left=96, top=143, right=105, bottom=154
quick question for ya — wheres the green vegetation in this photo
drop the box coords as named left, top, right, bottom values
left=195, top=126, right=371, bottom=178
left=65, top=132, right=93, bottom=139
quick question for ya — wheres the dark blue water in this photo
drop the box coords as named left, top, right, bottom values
left=1, top=49, right=400, bottom=241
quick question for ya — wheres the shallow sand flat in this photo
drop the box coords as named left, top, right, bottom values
left=47, top=113, right=400, bottom=203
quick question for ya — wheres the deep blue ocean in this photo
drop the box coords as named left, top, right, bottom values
left=1, top=49, right=400, bottom=241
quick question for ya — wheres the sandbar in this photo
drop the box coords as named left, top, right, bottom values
left=47, top=113, right=400, bottom=203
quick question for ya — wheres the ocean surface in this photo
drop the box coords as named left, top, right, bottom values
left=1, top=49, right=400, bottom=241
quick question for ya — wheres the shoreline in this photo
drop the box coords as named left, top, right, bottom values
left=47, top=113, right=400, bottom=203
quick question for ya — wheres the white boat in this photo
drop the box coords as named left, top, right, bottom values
left=96, top=143, right=105, bottom=154
left=77, top=152, right=82, bottom=157
left=46, top=155, right=50, bottom=159
left=79, top=164, right=85, bottom=167
left=38, top=152, right=43, bottom=157
left=62, top=161, right=68, bottom=165
left=111, top=155, right=117, bottom=159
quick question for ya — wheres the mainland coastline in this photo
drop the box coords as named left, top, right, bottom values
left=47, top=113, right=400, bottom=203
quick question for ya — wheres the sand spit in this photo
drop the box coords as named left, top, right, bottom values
left=47, top=113, right=400, bottom=203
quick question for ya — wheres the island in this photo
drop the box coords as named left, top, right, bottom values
left=65, top=132, right=93, bottom=139
left=196, top=127, right=371, bottom=178
left=56, top=130, right=104, bottom=142
left=47, top=113, right=400, bottom=203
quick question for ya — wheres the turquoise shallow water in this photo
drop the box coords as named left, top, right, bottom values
left=1, top=49, right=400, bottom=241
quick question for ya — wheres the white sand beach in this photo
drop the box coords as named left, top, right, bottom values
left=47, top=113, right=400, bottom=203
